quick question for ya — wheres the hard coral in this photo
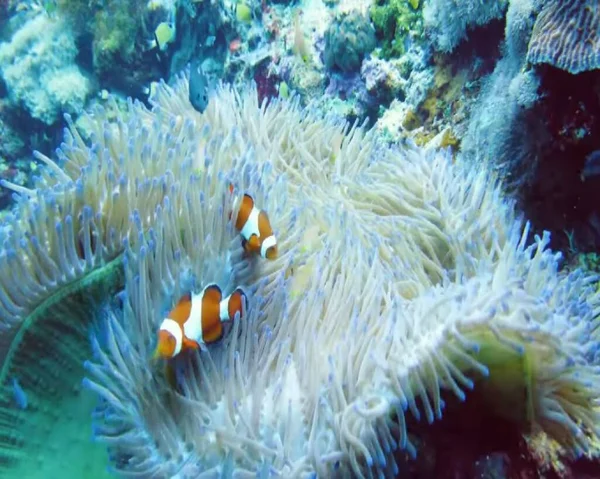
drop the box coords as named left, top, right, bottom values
left=0, top=15, right=92, bottom=125
left=324, top=11, right=376, bottom=73
left=92, top=0, right=147, bottom=74
left=527, top=0, right=600, bottom=74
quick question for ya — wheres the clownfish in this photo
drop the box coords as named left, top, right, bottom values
left=229, top=185, right=278, bottom=260
left=153, top=284, right=247, bottom=359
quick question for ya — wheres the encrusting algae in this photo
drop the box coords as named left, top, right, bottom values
left=0, top=71, right=598, bottom=477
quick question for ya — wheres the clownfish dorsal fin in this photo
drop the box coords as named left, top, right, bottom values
left=180, top=292, right=192, bottom=303
left=168, top=293, right=193, bottom=324
left=202, top=284, right=222, bottom=303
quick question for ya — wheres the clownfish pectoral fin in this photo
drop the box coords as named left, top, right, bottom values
left=246, top=234, right=260, bottom=253
left=151, top=347, right=162, bottom=362
left=180, top=292, right=192, bottom=303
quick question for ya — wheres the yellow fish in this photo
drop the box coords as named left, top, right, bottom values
left=149, top=22, right=175, bottom=51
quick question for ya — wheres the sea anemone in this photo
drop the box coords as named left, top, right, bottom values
left=85, top=76, right=600, bottom=476
left=1, top=72, right=599, bottom=477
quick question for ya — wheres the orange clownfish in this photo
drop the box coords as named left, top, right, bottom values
left=228, top=185, right=278, bottom=260
left=153, top=284, right=247, bottom=359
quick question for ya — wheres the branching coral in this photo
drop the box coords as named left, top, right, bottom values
left=2, top=71, right=600, bottom=477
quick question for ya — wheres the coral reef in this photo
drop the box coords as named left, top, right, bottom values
left=91, top=1, right=147, bottom=74
left=369, top=0, right=423, bottom=59
left=527, top=0, right=600, bottom=74
left=324, top=11, right=376, bottom=72
left=422, top=0, right=508, bottom=52
left=361, top=56, right=405, bottom=106
left=0, top=14, right=92, bottom=125
left=169, top=0, right=231, bottom=82
left=461, top=0, right=540, bottom=193
left=460, top=0, right=600, bottom=253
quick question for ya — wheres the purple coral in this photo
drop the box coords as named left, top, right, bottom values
left=527, top=0, right=600, bottom=74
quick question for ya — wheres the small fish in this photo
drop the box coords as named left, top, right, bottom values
left=581, top=150, right=600, bottom=181
left=12, top=378, right=27, bottom=410
left=229, top=186, right=278, bottom=260
left=189, top=62, right=209, bottom=113
left=153, top=284, right=247, bottom=359
left=142, top=81, right=159, bottom=99
left=148, top=22, right=175, bottom=51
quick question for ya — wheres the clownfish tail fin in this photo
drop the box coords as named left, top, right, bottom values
left=220, top=287, right=248, bottom=322
left=234, top=288, right=248, bottom=317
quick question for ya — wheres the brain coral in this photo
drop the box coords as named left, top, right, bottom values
left=0, top=73, right=599, bottom=477
left=527, top=0, right=600, bottom=74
